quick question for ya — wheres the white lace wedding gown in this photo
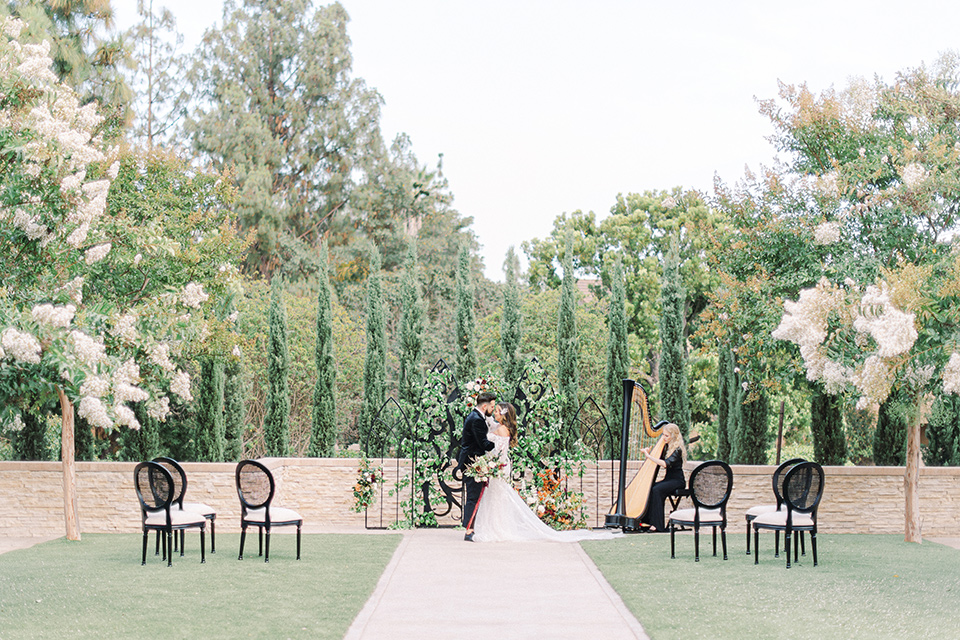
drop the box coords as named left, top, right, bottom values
left=472, top=431, right=621, bottom=543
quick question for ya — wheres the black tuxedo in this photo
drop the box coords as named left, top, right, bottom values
left=459, top=407, right=495, bottom=528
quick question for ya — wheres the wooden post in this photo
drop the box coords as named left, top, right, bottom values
left=776, top=400, right=785, bottom=466
left=904, top=404, right=922, bottom=544
left=57, top=387, right=81, bottom=541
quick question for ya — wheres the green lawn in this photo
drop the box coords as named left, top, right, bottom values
left=583, top=533, right=960, bottom=640
left=0, top=533, right=400, bottom=639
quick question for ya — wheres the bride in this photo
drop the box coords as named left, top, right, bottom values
left=471, top=402, right=620, bottom=543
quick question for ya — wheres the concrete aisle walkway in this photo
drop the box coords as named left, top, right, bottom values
left=344, top=528, right=648, bottom=640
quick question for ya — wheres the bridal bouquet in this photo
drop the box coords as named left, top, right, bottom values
left=465, top=455, right=508, bottom=482
left=352, top=457, right=385, bottom=512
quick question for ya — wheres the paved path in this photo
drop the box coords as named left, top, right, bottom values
left=344, top=528, right=648, bottom=640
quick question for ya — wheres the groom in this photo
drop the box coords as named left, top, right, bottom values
left=459, top=391, right=497, bottom=541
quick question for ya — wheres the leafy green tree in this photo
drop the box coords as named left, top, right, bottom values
left=223, top=357, right=245, bottom=460
left=121, top=403, right=161, bottom=462
left=265, top=275, right=290, bottom=456
left=925, top=394, right=960, bottom=466
left=557, top=234, right=579, bottom=449
left=187, top=0, right=384, bottom=277
left=733, top=383, right=768, bottom=465
left=810, top=388, right=846, bottom=465
left=0, top=22, right=245, bottom=537
left=658, top=236, right=690, bottom=435
left=397, top=242, right=424, bottom=409
left=195, top=357, right=226, bottom=461
left=455, top=243, right=477, bottom=382
left=125, top=0, right=187, bottom=149
left=310, top=242, right=337, bottom=457
left=605, top=257, right=628, bottom=438
left=361, top=248, right=386, bottom=447
left=716, top=346, right=734, bottom=461
left=501, top=247, right=523, bottom=388
left=874, top=394, right=907, bottom=466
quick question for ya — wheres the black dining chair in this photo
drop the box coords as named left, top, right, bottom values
left=668, top=460, right=733, bottom=561
left=134, top=461, right=206, bottom=566
left=753, top=461, right=825, bottom=568
left=236, top=459, right=303, bottom=562
left=744, top=457, right=805, bottom=555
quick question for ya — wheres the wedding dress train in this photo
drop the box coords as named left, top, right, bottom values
left=472, top=432, right=620, bottom=543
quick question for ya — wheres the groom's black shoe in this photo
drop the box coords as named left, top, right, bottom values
left=464, top=532, right=475, bottom=542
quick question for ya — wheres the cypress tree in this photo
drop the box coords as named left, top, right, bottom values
left=455, top=243, right=477, bottom=382
left=362, top=247, right=387, bottom=450
left=557, top=233, right=579, bottom=450
left=716, top=345, right=733, bottom=461
left=658, top=237, right=690, bottom=436
left=810, top=388, right=846, bottom=465
left=501, top=246, right=523, bottom=389
left=310, top=242, right=338, bottom=456
left=195, top=357, right=226, bottom=462
left=264, top=274, right=290, bottom=457
left=733, top=383, right=768, bottom=464
left=13, top=411, right=50, bottom=461
left=122, top=403, right=161, bottom=462
left=398, top=242, right=424, bottom=410
left=605, top=257, right=629, bottom=449
left=223, top=358, right=245, bottom=460
left=925, top=394, right=960, bottom=466
left=874, top=391, right=907, bottom=465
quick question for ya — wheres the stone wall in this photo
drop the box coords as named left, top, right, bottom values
left=2, top=459, right=958, bottom=537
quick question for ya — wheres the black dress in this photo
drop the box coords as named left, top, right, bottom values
left=640, top=448, right=685, bottom=531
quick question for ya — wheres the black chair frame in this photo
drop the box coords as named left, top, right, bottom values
left=134, top=461, right=206, bottom=567
left=753, top=461, right=824, bottom=569
left=153, top=456, right=216, bottom=555
left=745, top=457, right=805, bottom=555
left=669, top=460, right=733, bottom=561
left=236, top=459, right=302, bottom=562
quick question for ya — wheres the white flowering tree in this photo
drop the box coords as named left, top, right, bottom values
left=762, top=59, right=960, bottom=543
left=0, top=19, right=247, bottom=540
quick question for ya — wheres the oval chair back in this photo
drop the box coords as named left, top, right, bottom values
left=153, top=456, right=187, bottom=507
left=783, top=461, right=824, bottom=519
left=135, top=461, right=174, bottom=521
left=689, top=460, right=733, bottom=513
left=772, top=457, right=806, bottom=509
left=236, top=459, right=276, bottom=519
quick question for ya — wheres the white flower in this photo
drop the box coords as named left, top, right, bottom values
left=32, top=303, right=76, bottom=328
left=816, top=171, right=840, bottom=198
left=111, top=314, right=138, bottom=342
left=3, top=17, right=25, bottom=38
left=113, top=404, right=140, bottom=430
left=661, top=196, right=677, bottom=209
left=7, top=413, right=25, bottom=432
left=232, top=345, right=242, bottom=358
left=79, top=375, right=110, bottom=398
left=901, top=163, right=927, bottom=189
left=1, top=327, right=42, bottom=364
left=181, top=282, right=209, bottom=308
left=149, top=343, right=176, bottom=373
left=133, top=253, right=142, bottom=265
left=170, top=370, right=193, bottom=402
left=112, top=358, right=140, bottom=387
left=852, top=355, right=894, bottom=408
left=813, top=221, right=840, bottom=246
left=821, top=360, right=850, bottom=395
left=68, top=330, right=106, bottom=367
left=147, top=396, right=171, bottom=422
left=853, top=283, right=917, bottom=358
left=78, top=396, right=112, bottom=430
left=107, top=161, right=120, bottom=180
left=113, top=382, right=149, bottom=404
left=84, top=243, right=111, bottom=265
left=228, top=311, right=239, bottom=323
left=65, top=222, right=90, bottom=248
left=944, top=353, right=960, bottom=395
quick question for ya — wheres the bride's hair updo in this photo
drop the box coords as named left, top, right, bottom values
left=497, top=402, right=518, bottom=447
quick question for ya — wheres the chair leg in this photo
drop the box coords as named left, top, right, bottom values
left=800, top=531, right=806, bottom=556
left=258, top=527, right=263, bottom=557
left=694, top=525, right=700, bottom=562
left=774, top=531, right=780, bottom=558
left=754, top=526, right=760, bottom=565
left=155, top=530, right=161, bottom=556
left=239, top=525, right=247, bottom=560
left=141, top=531, right=148, bottom=566
left=296, top=524, right=301, bottom=561
left=670, top=524, right=676, bottom=559
left=811, top=530, right=818, bottom=567
left=745, top=517, right=751, bottom=554
left=264, top=527, right=270, bottom=563
left=712, top=526, right=718, bottom=557
left=166, top=530, right=173, bottom=567
left=721, top=527, right=728, bottom=560
left=784, top=530, right=792, bottom=569
left=180, top=530, right=186, bottom=557
left=794, top=530, right=799, bottom=562
left=210, top=517, right=216, bottom=554
left=200, top=526, right=206, bottom=564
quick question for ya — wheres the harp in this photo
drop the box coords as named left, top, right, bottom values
left=605, top=379, right=668, bottom=530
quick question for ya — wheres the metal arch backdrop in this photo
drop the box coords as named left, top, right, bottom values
left=414, top=359, right=465, bottom=523
left=361, top=397, right=412, bottom=530
left=572, top=396, right=618, bottom=528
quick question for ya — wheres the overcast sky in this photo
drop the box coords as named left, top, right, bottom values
left=114, top=1, right=960, bottom=280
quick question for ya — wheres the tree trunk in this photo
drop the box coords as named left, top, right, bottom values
left=57, top=387, right=81, bottom=541
left=904, top=404, right=921, bottom=544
